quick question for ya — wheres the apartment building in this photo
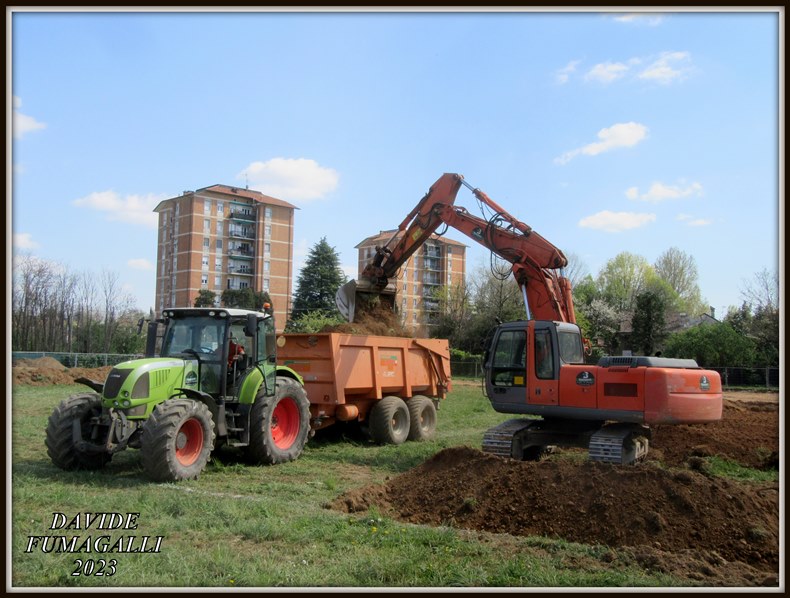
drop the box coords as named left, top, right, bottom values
left=154, top=185, right=296, bottom=329
left=356, top=230, right=466, bottom=336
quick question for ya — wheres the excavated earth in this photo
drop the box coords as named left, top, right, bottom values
left=12, top=358, right=781, bottom=586
left=330, top=396, right=780, bottom=587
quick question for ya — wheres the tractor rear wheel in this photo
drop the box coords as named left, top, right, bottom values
left=407, top=396, right=437, bottom=441
left=140, top=399, right=215, bottom=482
left=369, top=396, right=410, bottom=445
left=247, top=377, right=311, bottom=464
left=45, top=393, right=112, bottom=471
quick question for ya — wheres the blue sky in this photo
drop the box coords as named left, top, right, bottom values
left=10, top=9, right=781, bottom=319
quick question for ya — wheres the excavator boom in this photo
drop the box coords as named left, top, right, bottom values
left=337, top=173, right=576, bottom=323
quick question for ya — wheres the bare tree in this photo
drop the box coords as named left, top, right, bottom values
left=740, top=268, right=778, bottom=311
left=654, top=247, right=705, bottom=314
left=562, top=251, right=591, bottom=290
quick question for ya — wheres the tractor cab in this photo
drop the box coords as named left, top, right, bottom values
left=154, top=307, right=277, bottom=400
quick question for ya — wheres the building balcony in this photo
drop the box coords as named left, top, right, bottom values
left=228, top=248, right=254, bottom=259
left=229, top=265, right=254, bottom=276
left=229, top=210, right=256, bottom=221
left=229, top=229, right=256, bottom=240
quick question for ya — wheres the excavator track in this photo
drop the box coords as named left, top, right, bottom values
left=588, top=424, right=650, bottom=465
left=481, top=419, right=536, bottom=458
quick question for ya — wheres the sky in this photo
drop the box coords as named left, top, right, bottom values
left=9, top=9, right=782, bottom=320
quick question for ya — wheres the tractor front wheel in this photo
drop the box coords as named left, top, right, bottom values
left=45, top=393, right=112, bottom=471
left=140, top=399, right=215, bottom=482
left=247, top=377, right=311, bottom=465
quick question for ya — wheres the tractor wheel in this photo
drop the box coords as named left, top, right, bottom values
left=45, top=393, right=112, bottom=470
left=247, top=377, right=311, bottom=465
left=407, top=396, right=437, bottom=442
left=140, top=399, right=215, bottom=482
left=369, top=396, right=410, bottom=445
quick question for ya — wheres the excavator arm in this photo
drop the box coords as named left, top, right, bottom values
left=337, top=173, right=576, bottom=324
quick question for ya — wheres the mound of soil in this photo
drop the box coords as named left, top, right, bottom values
left=651, top=399, right=779, bottom=470
left=331, top=446, right=779, bottom=585
left=12, top=357, right=113, bottom=387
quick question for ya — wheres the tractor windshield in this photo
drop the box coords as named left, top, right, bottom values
left=161, top=316, right=228, bottom=357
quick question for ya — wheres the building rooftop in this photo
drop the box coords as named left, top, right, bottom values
left=154, top=184, right=298, bottom=212
left=356, top=229, right=467, bottom=249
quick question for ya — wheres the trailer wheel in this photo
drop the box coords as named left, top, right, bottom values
left=369, top=396, right=410, bottom=445
left=248, top=376, right=310, bottom=464
left=407, top=396, right=437, bottom=442
left=140, top=399, right=215, bottom=482
left=45, top=393, right=112, bottom=471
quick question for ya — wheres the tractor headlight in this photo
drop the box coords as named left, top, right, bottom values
left=121, top=399, right=132, bottom=408
left=131, top=372, right=150, bottom=399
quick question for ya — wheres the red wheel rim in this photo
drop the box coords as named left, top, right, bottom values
left=272, top=397, right=300, bottom=449
left=175, top=418, right=204, bottom=466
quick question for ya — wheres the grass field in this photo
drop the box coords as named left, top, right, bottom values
left=12, top=381, right=696, bottom=588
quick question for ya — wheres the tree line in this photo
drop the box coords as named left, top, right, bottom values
left=12, top=255, right=147, bottom=355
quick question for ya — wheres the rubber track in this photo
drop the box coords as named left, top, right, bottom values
left=481, top=419, right=536, bottom=458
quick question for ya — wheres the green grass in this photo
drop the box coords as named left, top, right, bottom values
left=8, top=382, right=717, bottom=588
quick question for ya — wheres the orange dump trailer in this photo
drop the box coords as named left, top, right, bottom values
left=277, top=332, right=451, bottom=444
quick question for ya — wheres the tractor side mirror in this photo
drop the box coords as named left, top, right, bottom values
left=145, top=322, right=159, bottom=357
left=244, top=313, right=257, bottom=338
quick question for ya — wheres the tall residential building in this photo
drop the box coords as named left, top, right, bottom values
left=154, top=185, right=296, bottom=329
left=356, top=230, right=466, bottom=336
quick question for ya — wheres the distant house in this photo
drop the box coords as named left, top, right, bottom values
left=616, top=308, right=720, bottom=355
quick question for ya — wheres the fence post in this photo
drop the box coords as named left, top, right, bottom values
left=766, top=367, right=769, bottom=390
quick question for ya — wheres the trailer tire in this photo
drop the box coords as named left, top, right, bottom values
left=141, top=399, right=215, bottom=482
left=46, top=393, right=112, bottom=471
left=369, top=396, right=410, bottom=445
left=407, top=396, right=437, bottom=442
left=248, top=377, right=310, bottom=465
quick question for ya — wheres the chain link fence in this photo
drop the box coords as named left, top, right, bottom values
left=12, top=351, right=143, bottom=369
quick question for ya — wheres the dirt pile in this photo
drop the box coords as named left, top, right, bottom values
left=651, top=399, right=779, bottom=469
left=12, top=357, right=114, bottom=387
left=332, top=446, right=778, bottom=584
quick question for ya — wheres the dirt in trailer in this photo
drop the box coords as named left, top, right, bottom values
left=331, top=394, right=780, bottom=587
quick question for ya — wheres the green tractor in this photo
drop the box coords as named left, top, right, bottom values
left=45, top=307, right=311, bottom=482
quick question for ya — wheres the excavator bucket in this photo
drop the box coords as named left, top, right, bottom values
left=335, top=279, right=396, bottom=322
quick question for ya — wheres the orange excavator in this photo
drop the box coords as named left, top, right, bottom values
left=337, top=173, right=723, bottom=464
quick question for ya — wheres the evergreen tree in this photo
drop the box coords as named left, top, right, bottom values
left=290, top=237, right=347, bottom=322
left=630, top=291, right=667, bottom=355
left=221, top=288, right=271, bottom=310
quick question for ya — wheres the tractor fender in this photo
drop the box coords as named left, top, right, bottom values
left=237, top=365, right=305, bottom=404
left=75, top=377, right=104, bottom=394
left=172, top=387, right=227, bottom=437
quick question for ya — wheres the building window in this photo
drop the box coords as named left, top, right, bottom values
left=240, top=281, right=248, bottom=289
left=402, top=299, right=407, bottom=311
left=216, top=220, right=222, bottom=235
left=413, top=268, right=418, bottom=282
left=413, top=298, right=417, bottom=309
left=264, top=242, right=271, bottom=254
left=203, top=237, right=210, bottom=249
left=217, top=202, right=224, bottom=216
left=265, top=224, right=272, bottom=238
left=204, top=200, right=211, bottom=215
left=263, top=278, right=270, bottom=291
left=201, top=274, right=208, bottom=287
left=216, top=239, right=223, bottom=250
left=264, top=206, right=272, bottom=219
left=403, top=282, right=407, bottom=291
left=202, top=256, right=209, bottom=270
left=215, top=257, right=222, bottom=269
left=204, top=219, right=210, bottom=232
left=263, top=261, right=270, bottom=273
left=214, top=276, right=221, bottom=287
left=447, top=246, right=452, bottom=254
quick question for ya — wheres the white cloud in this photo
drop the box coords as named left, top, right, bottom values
left=128, top=258, right=154, bottom=271
left=73, top=190, right=167, bottom=228
left=579, top=210, right=656, bottom=233
left=585, top=62, right=630, bottom=84
left=238, top=158, right=339, bottom=201
left=612, top=13, right=665, bottom=26
left=12, top=96, right=47, bottom=140
left=626, top=181, right=704, bottom=203
left=677, top=213, right=712, bottom=227
left=13, top=232, right=39, bottom=249
left=555, top=60, right=581, bottom=84
left=555, top=122, right=649, bottom=165
left=638, top=51, right=692, bottom=84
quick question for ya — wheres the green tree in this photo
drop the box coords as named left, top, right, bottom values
left=290, top=237, right=347, bottom=323
left=221, top=288, right=271, bottom=310
left=654, top=247, right=706, bottom=314
left=596, top=252, right=654, bottom=313
left=630, top=291, right=667, bottom=355
left=429, top=282, right=471, bottom=347
left=663, top=323, right=756, bottom=367
left=194, top=289, right=217, bottom=307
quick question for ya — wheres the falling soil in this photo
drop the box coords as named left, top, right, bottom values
left=330, top=396, right=780, bottom=587
left=323, top=300, right=412, bottom=337
left=12, top=357, right=114, bottom=387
